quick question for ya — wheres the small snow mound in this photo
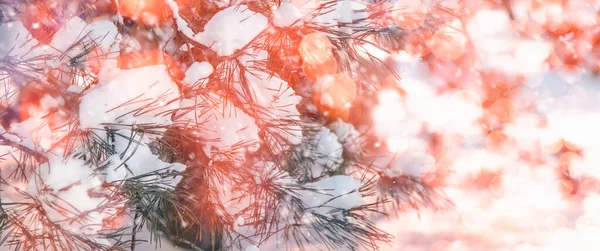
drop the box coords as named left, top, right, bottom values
left=26, top=157, right=110, bottom=235
left=273, top=2, right=303, bottom=27
left=0, top=21, right=45, bottom=60
left=236, top=66, right=304, bottom=149
left=3, top=117, right=53, bottom=151
left=329, top=120, right=361, bottom=155
left=312, top=127, right=344, bottom=173
left=177, top=94, right=260, bottom=164
left=197, top=5, right=268, bottom=56
left=301, top=175, right=363, bottom=215
left=79, top=65, right=180, bottom=129
left=184, top=61, right=214, bottom=87
left=104, top=129, right=186, bottom=186
left=378, top=151, right=435, bottom=178
left=48, top=17, right=121, bottom=67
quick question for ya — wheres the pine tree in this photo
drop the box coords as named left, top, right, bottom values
left=0, top=0, right=460, bottom=250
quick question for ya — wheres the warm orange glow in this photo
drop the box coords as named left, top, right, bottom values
left=313, top=74, right=357, bottom=115
left=299, top=32, right=338, bottom=82
left=118, top=50, right=184, bottom=79
left=529, top=0, right=563, bottom=9
left=548, top=21, right=572, bottom=35
left=117, top=0, right=190, bottom=24
left=486, top=130, right=511, bottom=152
left=118, top=50, right=166, bottom=69
left=302, top=56, right=338, bottom=83
left=558, top=178, right=574, bottom=196
left=18, top=85, right=48, bottom=122
left=558, top=152, right=581, bottom=170
left=429, top=26, right=467, bottom=61
left=422, top=156, right=452, bottom=187
left=102, top=209, right=128, bottom=230
left=380, top=74, right=400, bottom=90
left=541, top=138, right=563, bottom=154
left=299, top=32, right=334, bottom=66
left=20, top=2, right=60, bottom=43
left=404, top=30, right=432, bottom=57
left=391, top=0, right=428, bottom=30
left=519, top=19, right=547, bottom=37
left=490, top=98, right=515, bottom=122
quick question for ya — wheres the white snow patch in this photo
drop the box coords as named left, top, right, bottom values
left=104, top=129, right=185, bottom=186
left=177, top=94, right=260, bottom=164
left=183, top=61, right=214, bottom=87
left=48, top=17, right=121, bottom=68
left=196, top=5, right=268, bottom=56
left=300, top=175, right=363, bottom=215
left=466, top=9, right=551, bottom=75
left=165, top=0, right=197, bottom=41
left=310, top=127, right=344, bottom=176
left=377, top=151, right=435, bottom=178
left=273, top=2, right=303, bottom=27
left=2, top=117, right=53, bottom=151
left=0, top=21, right=45, bottom=60
left=329, top=120, right=361, bottom=155
left=232, top=64, right=304, bottom=149
left=79, top=65, right=180, bottom=129
left=25, top=156, right=113, bottom=235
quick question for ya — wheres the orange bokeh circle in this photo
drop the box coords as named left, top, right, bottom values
left=429, top=27, right=467, bottom=61
left=391, top=0, right=428, bottom=30
left=490, top=98, right=515, bottom=122
left=299, top=32, right=334, bottom=66
left=302, top=56, right=338, bottom=83
left=118, top=50, right=184, bottom=79
left=485, top=130, right=511, bottom=152
left=313, top=73, right=357, bottom=116
left=116, top=0, right=190, bottom=24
